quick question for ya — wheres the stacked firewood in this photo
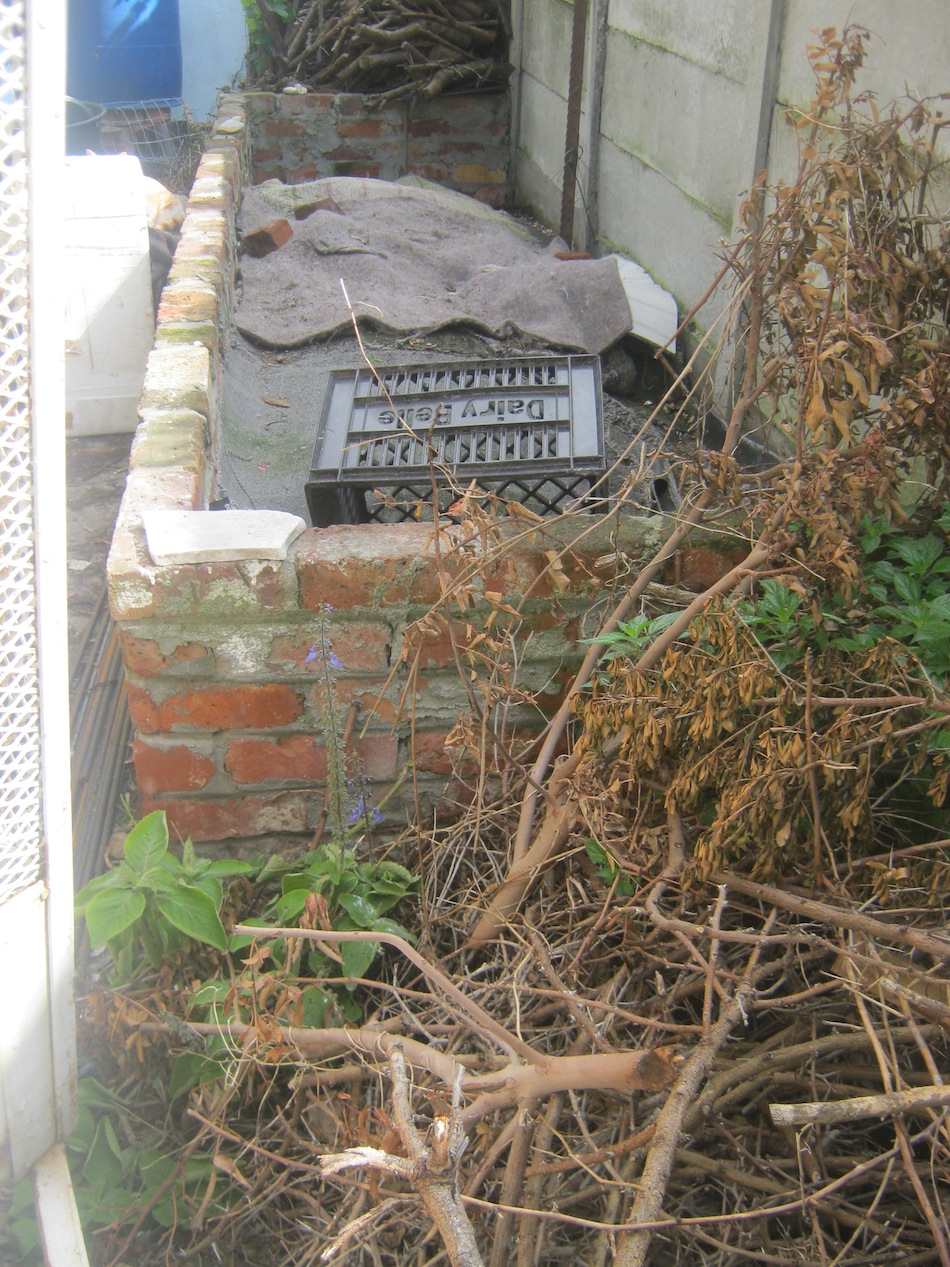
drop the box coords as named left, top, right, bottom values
left=249, top=0, right=512, bottom=104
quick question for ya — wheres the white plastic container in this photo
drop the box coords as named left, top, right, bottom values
left=64, top=154, right=155, bottom=435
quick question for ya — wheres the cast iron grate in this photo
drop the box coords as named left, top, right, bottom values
left=305, top=355, right=606, bottom=526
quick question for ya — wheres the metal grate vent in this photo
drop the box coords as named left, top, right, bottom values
left=0, top=0, right=43, bottom=902
left=305, top=354, right=605, bottom=526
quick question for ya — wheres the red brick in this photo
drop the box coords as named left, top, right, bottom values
left=157, top=284, right=218, bottom=325
left=339, top=95, right=367, bottom=116
left=473, top=187, right=507, bottom=208
left=243, top=218, right=293, bottom=257
left=410, top=728, right=476, bottom=777
left=294, top=196, right=344, bottom=220
left=402, top=619, right=472, bottom=670
left=670, top=545, right=746, bottom=593
left=127, top=683, right=304, bottom=733
left=291, top=164, right=319, bottom=182
left=119, top=634, right=212, bottom=676
left=264, top=118, right=306, bottom=137
left=354, top=734, right=398, bottom=781
left=143, top=792, right=310, bottom=842
left=133, top=740, right=216, bottom=793
left=325, top=143, right=360, bottom=162
left=408, top=120, right=450, bottom=138
left=295, top=523, right=462, bottom=610
left=310, top=679, right=397, bottom=726
left=408, top=162, right=449, bottom=183
left=269, top=622, right=391, bottom=674
left=225, top=732, right=397, bottom=786
left=337, top=119, right=384, bottom=139
left=330, top=162, right=380, bottom=179
left=226, top=735, right=327, bottom=784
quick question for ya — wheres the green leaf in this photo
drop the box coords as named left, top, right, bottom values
left=203, top=859, right=256, bottom=878
left=154, top=885, right=228, bottom=951
left=123, top=811, right=170, bottom=878
left=85, top=888, right=145, bottom=948
left=341, top=938, right=378, bottom=979
left=338, top=893, right=379, bottom=927
left=272, top=888, right=310, bottom=924
left=300, top=986, right=334, bottom=1027
left=74, top=865, right=131, bottom=916
left=369, top=917, right=415, bottom=942
left=169, top=1051, right=224, bottom=1100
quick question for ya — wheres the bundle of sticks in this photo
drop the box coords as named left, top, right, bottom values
left=250, top=0, right=512, bottom=104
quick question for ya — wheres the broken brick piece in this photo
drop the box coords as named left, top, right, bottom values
left=294, top=196, right=344, bottom=220
left=243, top=218, right=293, bottom=257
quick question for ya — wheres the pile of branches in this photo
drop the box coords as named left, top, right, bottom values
left=246, top=0, right=512, bottom=104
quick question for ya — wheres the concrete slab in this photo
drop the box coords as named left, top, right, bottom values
left=142, top=508, right=305, bottom=564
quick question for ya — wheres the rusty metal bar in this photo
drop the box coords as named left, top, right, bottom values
left=559, top=0, right=589, bottom=246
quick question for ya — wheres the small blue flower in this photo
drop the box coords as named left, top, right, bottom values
left=330, top=652, right=342, bottom=669
left=305, top=645, right=317, bottom=664
left=347, top=796, right=384, bottom=826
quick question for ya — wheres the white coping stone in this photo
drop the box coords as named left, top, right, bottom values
left=609, top=254, right=679, bottom=353
left=143, top=509, right=306, bottom=565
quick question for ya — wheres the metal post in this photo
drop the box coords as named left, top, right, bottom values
left=559, top=0, right=589, bottom=246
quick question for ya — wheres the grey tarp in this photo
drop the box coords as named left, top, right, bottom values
left=234, top=177, right=634, bottom=355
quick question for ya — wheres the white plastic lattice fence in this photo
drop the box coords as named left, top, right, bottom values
left=0, top=0, right=43, bottom=903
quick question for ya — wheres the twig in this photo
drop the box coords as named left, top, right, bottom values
left=769, top=1084, right=950, bottom=1126
left=711, top=874, right=950, bottom=960
left=614, top=912, right=776, bottom=1267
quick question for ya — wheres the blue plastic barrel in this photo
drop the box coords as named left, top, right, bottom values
left=67, top=0, right=182, bottom=107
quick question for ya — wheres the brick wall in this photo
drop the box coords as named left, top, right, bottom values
left=107, top=92, right=736, bottom=847
left=244, top=90, right=510, bottom=206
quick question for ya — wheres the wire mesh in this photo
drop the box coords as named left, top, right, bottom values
left=0, top=0, right=43, bottom=902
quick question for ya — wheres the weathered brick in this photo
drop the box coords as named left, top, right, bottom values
left=410, top=728, right=477, bottom=777
left=291, top=164, right=320, bottom=182
left=119, top=633, right=212, bottom=676
left=264, top=117, right=307, bottom=137
left=157, top=282, right=218, bottom=326
left=242, top=218, right=293, bottom=257
left=311, top=678, right=398, bottom=726
left=330, top=162, right=380, bottom=179
left=296, top=523, right=464, bottom=610
left=269, top=621, right=391, bottom=675
left=133, top=740, right=216, bottom=793
left=452, top=163, right=505, bottom=185
left=139, top=342, right=214, bottom=420
left=127, top=682, right=305, bottom=733
left=143, top=792, right=311, bottom=842
left=225, top=732, right=398, bottom=786
left=226, top=735, right=327, bottom=784
left=337, top=119, right=385, bottom=139
left=129, top=408, right=207, bottom=474
left=294, top=197, right=344, bottom=220
left=669, top=545, right=746, bottom=592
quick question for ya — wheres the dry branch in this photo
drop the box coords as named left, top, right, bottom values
left=769, top=1084, right=950, bottom=1127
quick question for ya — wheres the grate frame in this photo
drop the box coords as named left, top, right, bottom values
left=305, top=354, right=606, bottom=526
left=0, top=0, right=43, bottom=903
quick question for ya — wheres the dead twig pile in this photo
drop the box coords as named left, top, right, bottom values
left=245, top=0, right=512, bottom=104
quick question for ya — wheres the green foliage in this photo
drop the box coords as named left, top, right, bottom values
left=233, top=841, right=419, bottom=982
left=583, top=838, right=636, bottom=898
left=588, top=612, right=682, bottom=661
left=74, top=812, right=254, bottom=982
left=5, top=1079, right=231, bottom=1264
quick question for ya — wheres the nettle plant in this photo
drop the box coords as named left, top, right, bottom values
left=75, top=811, right=252, bottom=982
